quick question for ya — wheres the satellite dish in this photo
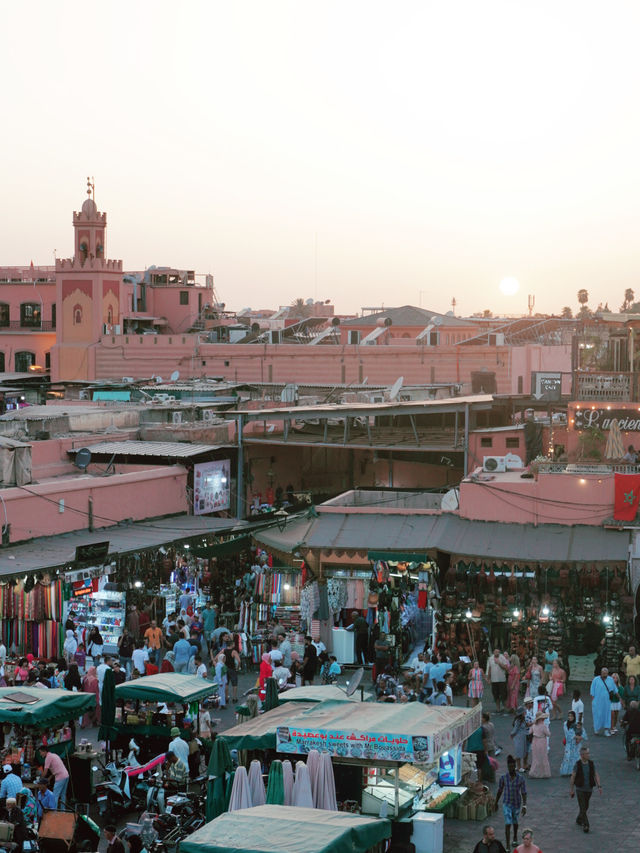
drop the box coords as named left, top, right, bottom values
left=74, top=448, right=92, bottom=471
left=388, top=377, right=404, bottom=401
left=170, top=370, right=180, bottom=382
left=432, top=316, right=443, bottom=326
left=155, top=376, right=163, bottom=384
left=345, top=667, right=365, bottom=697
left=441, top=488, right=460, bottom=511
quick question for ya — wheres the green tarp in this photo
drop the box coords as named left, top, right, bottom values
left=192, top=535, right=252, bottom=558
left=0, top=688, right=95, bottom=729
left=367, top=551, right=427, bottom=562
left=179, top=805, right=391, bottom=853
left=115, top=673, right=217, bottom=704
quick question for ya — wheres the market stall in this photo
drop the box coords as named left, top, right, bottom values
left=0, top=577, right=68, bottom=660
left=179, top=804, right=391, bottom=853
left=110, top=673, right=218, bottom=759
left=216, top=699, right=480, bottom=818
left=0, top=687, right=97, bottom=802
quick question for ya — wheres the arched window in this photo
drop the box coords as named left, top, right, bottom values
left=20, top=303, right=41, bottom=328
left=0, top=304, right=9, bottom=328
left=73, top=304, right=83, bottom=325
left=15, top=351, right=35, bottom=372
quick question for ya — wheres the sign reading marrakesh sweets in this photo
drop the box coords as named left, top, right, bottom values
left=573, top=408, right=640, bottom=431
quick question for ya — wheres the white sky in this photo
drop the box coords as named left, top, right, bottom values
left=3, top=1, right=640, bottom=316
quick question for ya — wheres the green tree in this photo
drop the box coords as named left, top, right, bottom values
left=577, top=289, right=591, bottom=318
left=620, top=288, right=635, bottom=312
left=561, top=306, right=573, bottom=318
left=289, top=298, right=313, bottom=319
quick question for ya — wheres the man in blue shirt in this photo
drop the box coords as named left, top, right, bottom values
left=36, top=777, right=57, bottom=818
left=0, top=765, right=22, bottom=800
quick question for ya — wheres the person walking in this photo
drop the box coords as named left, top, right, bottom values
left=494, top=755, right=527, bottom=850
left=622, top=644, right=640, bottom=680
left=524, top=655, right=543, bottom=700
left=548, top=658, right=566, bottom=720
left=559, top=710, right=588, bottom=775
left=609, top=672, right=622, bottom=733
left=472, top=825, right=507, bottom=853
left=486, top=648, right=509, bottom=713
left=506, top=654, right=521, bottom=713
left=509, top=706, right=528, bottom=771
left=347, top=611, right=369, bottom=665
left=569, top=745, right=602, bottom=833
left=514, top=828, right=543, bottom=853
left=590, top=667, right=616, bottom=736
left=528, top=711, right=551, bottom=778
left=467, top=659, right=484, bottom=707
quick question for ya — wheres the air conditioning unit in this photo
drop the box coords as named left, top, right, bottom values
left=483, top=455, right=506, bottom=473
left=268, top=330, right=282, bottom=344
left=348, top=330, right=361, bottom=345
left=78, top=390, right=89, bottom=400
left=489, top=333, right=505, bottom=346
left=172, top=412, right=182, bottom=425
left=203, top=409, right=215, bottom=422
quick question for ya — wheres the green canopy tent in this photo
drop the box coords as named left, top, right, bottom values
left=179, top=805, right=391, bottom=853
left=115, top=673, right=217, bottom=704
left=0, top=688, right=95, bottom=729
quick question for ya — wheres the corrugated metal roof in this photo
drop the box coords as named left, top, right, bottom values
left=0, top=515, right=249, bottom=577
left=253, top=512, right=630, bottom=562
left=68, top=441, right=221, bottom=458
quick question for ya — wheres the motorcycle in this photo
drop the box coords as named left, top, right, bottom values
left=96, top=754, right=167, bottom=822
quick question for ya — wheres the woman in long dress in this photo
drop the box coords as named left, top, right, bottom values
left=549, top=659, right=567, bottom=720
left=559, top=711, right=588, bottom=775
left=525, top=656, right=543, bottom=699
left=509, top=706, right=528, bottom=771
left=467, top=660, right=484, bottom=707
left=81, top=666, right=100, bottom=728
left=528, top=712, right=551, bottom=778
left=610, top=672, right=622, bottom=733
left=506, top=654, right=521, bottom=712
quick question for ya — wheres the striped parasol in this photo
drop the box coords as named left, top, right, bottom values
left=605, top=418, right=625, bottom=459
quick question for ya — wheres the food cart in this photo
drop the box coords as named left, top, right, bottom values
left=217, top=699, right=481, bottom=820
left=0, top=687, right=97, bottom=803
left=111, top=673, right=218, bottom=760
left=179, top=804, right=391, bottom=853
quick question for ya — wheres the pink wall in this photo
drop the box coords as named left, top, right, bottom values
left=509, top=345, right=572, bottom=395
left=1, top=465, right=188, bottom=543
left=92, top=338, right=570, bottom=391
left=29, top=430, right=143, bottom=479
left=458, top=470, right=614, bottom=526
left=0, top=332, right=55, bottom=372
left=338, top=321, right=480, bottom=346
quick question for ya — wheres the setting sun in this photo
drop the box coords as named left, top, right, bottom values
left=499, top=276, right=520, bottom=296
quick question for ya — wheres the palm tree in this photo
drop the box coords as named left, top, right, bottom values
left=290, top=298, right=312, bottom=319
left=577, top=289, right=591, bottom=318
left=621, top=288, right=635, bottom=312
left=561, top=306, right=573, bottom=319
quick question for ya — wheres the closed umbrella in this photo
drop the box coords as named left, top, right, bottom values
left=263, top=677, right=279, bottom=711
left=266, top=760, right=285, bottom=805
left=292, top=760, right=313, bottom=808
left=306, top=749, right=321, bottom=807
left=317, top=752, right=337, bottom=811
left=207, top=737, right=233, bottom=821
left=98, top=667, right=116, bottom=745
left=228, top=766, right=252, bottom=811
left=282, top=760, right=294, bottom=806
left=248, top=759, right=266, bottom=806
left=605, top=418, right=625, bottom=460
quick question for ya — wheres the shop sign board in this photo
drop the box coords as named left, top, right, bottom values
left=531, top=371, right=562, bottom=401
left=573, top=407, right=640, bottom=432
left=193, top=459, right=231, bottom=515
left=275, top=725, right=429, bottom=763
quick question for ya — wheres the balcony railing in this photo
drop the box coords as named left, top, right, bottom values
left=574, top=371, right=634, bottom=401
left=0, top=321, right=55, bottom=331
left=537, top=462, right=640, bottom=474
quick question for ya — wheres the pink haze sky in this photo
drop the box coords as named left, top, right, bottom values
left=3, top=1, right=640, bottom=317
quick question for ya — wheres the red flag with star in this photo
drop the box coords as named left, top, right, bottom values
left=614, top=473, right=640, bottom=521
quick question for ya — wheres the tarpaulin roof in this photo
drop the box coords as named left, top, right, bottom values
left=218, top=699, right=480, bottom=763
left=216, top=702, right=317, bottom=753
left=115, top=673, right=217, bottom=704
left=0, top=688, right=95, bottom=728
left=278, top=686, right=362, bottom=704
left=179, top=805, right=391, bottom=853
left=253, top=511, right=630, bottom=561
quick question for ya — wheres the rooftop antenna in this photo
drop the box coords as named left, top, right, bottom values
left=451, top=297, right=457, bottom=316
left=528, top=294, right=535, bottom=317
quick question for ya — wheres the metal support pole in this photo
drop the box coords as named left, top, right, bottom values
left=463, top=404, right=469, bottom=475
left=236, top=414, right=244, bottom=519
left=409, top=414, right=420, bottom=446
left=454, top=410, right=459, bottom=447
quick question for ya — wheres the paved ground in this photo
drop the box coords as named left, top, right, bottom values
left=88, top=670, right=638, bottom=852
left=443, top=682, right=639, bottom=853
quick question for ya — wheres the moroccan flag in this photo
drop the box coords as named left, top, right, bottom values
left=614, top=473, right=640, bottom=521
